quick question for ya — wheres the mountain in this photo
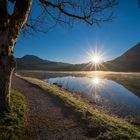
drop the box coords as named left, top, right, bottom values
left=16, top=55, right=73, bottom=71
left=16, top=43, right=140, bottom=72
left=16, top=55, right=50, bottom=64
left=105, top=42, right=140, bottom=71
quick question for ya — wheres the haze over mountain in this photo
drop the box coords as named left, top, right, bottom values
left=16, top=43, right=140, bottom=72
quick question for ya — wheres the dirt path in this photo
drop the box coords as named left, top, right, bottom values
left=12, top=76, right=93, bottom=140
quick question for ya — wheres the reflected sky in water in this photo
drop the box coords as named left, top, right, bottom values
left=46, top=76, right=140, bottom=121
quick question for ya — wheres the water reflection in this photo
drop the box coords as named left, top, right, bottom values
left=92, top=77, right=100, bottom=84
left=45, top=76, right=140, bottom=121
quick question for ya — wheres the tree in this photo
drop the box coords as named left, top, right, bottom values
left=0, top=0, right=117, bottom=113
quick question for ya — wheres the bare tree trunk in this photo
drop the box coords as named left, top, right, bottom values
left=0, top=67, right=14, bottom=112
left=0, top=29, right=16, bottom=113
left=0, top=0, right=32, bottom=113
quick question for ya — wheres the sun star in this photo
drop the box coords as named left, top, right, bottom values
left=92, top=55, right=101, bottom=64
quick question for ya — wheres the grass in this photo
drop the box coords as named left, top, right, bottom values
left=0, top=89, right=26, bottom=140
left=17, top=74, right=140, bottom=140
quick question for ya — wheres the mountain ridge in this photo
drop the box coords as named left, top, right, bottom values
left=16, top=42, right=140, bottom=72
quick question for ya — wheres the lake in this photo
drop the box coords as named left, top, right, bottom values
left=45, top=76, right=140, bottom=121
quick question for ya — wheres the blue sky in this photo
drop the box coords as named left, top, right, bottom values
left=15, top=0, right=140, bottom=64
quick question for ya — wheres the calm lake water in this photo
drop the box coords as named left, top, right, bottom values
left=45, top=76, right=140, bottom=121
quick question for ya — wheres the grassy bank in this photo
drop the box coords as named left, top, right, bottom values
left=17, top=74, right=140, bottom=140
left=0, top=89, right=25, bottom=140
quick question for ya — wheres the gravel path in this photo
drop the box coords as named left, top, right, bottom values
left=12, top=76, right=93, bottom=140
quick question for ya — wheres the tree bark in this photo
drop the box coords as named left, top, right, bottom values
left=0, top=0, right=32, bottom=113
left=0, top=67, right=15, bottom=113
left=0, top=29, right=16, bottom=113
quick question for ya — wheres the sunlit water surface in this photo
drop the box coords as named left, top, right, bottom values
left=45, top=76, right=140, bottom=121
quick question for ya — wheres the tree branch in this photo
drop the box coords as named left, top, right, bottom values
left=12, top=0, right=32, bottom=28
left=38, top=0, right=93, bottom=24
left=38, top=0, right=118, bottom=25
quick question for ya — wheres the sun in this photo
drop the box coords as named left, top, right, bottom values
left=91, top=55, right=101, bottom=64
left=85, top=47, right=107, bottom=71
left=86, top=49, right=103, bottom=65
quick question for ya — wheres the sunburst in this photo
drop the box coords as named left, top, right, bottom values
left=85, top=48, right=106, bottom=71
